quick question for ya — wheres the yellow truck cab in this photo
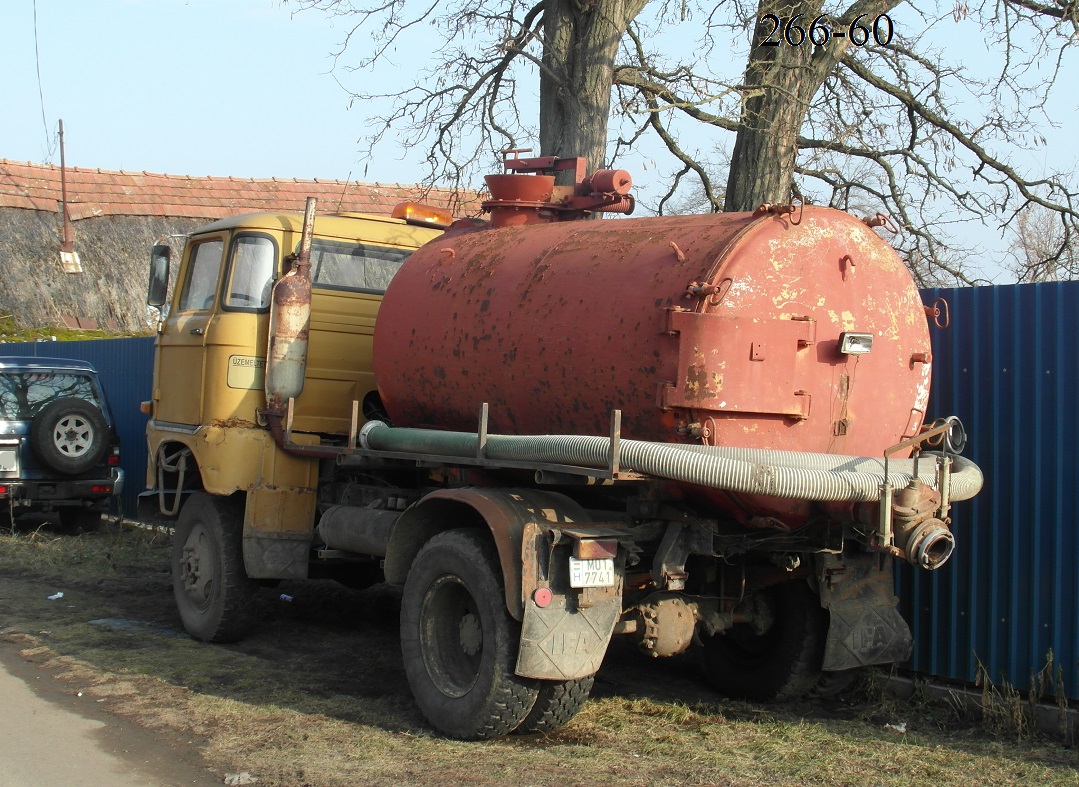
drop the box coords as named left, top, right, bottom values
left=145, top=206, right=447, bottom=581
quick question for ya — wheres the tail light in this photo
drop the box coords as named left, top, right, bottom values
left=108, top=445, right=120, bottom=466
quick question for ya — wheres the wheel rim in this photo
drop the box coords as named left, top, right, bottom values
left=179, top=523, right=215, bottom=612
left=52, top=414, right=94, bottom=457
left=419, top=574, right=484, bottom=698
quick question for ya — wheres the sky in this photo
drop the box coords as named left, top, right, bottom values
left=2, top=0, right=1077, bottom=279
left=2, top=0, right=409, bottom=183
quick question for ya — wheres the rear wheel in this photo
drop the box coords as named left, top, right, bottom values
left=515, top=676, right=594, bottom=734
left=172, top=493, right=257, bottom=642
left=701, top=580, right=826, bottom=701
left=400, top=529, right=539, bottom=739
left=813, top=668, right=864, bottom=699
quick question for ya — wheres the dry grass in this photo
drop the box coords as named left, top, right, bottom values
left=1, top=520, right=1078, bottom=786
left=0, top=210, right=201, bottom=333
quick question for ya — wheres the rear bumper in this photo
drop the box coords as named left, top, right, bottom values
left=0, top=467, right=124, bottom=508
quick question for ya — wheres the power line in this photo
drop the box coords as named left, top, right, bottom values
left=32, top=0, right=56, bottom=162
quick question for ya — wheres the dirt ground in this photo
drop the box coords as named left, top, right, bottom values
left=2, top=518, right=1078, bottom=787
left=0, top=642, right=219, bottom=786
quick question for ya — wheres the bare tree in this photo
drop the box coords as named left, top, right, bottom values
left=1007, top=202, right=1078, bottom=281
left=293, top=0, right=647, bottom=185
left=291, top=0, right=1079, bottom=284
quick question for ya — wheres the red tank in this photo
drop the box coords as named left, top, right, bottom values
left=374, top=167, right=931, bottom=468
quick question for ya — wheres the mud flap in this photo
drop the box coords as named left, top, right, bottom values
left=816, top=553, right=913, bottom=671
left=517, top=585, right=622, bottom=680
left=242, top=485, right=316, bottom=579
left=822, top=599, right=912, bottom=670
left=242, top=534, right=310, bottom=579
left=515, top=521, right=624, bottom=680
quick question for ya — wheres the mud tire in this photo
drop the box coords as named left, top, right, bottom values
left=813, top=668, right=865, bottom=699
left=701, top=580, right=826, bottom=702
left=515, top=676, right=594, bottom=734
left=171, top=493, right=257, bottom=642
left=400, top=529, right=539, bottom=740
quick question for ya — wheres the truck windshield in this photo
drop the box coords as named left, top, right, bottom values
left=310, top=239, right=411, bottom=294
left=224, top=235, right=276, bottom=310
left=178, top=240, right=224, bottom=312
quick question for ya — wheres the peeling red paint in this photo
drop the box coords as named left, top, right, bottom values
left=374, top=208, right=932, bottom=472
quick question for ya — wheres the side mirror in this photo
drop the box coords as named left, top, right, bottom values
left=147, top=244, right=171, bottom=307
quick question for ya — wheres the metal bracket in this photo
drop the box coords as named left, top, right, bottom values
left=477, top=402, right=489, bottom=459
left=607, top=410, right=622, bottom=475
left=348, top=400, right=360, bottom=450
left=650, top=519, right=713, bottom=591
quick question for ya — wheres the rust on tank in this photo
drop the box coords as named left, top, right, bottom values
left=683, top=360, right=723, bottom=403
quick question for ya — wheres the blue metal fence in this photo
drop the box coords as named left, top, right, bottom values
left=0, top=336, right=155, bottom=518
left=900, top=281, right=1079, bottom=697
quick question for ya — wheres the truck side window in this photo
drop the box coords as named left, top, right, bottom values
left=309, top=240, right=411, bottom=294
left=224, top=235, right=276, bottom=310
left=178, top=240, right=225, bottom=312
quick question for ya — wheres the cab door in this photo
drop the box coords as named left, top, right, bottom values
left=153, top=236, right=226, bottom=426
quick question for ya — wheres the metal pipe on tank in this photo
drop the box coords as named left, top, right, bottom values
left=265, top=197, right=316, bottom=415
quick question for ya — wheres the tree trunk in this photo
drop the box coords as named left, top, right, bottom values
left=539, top=0, right=648, bottom=177
left=726, top=0, right=847, bottom=211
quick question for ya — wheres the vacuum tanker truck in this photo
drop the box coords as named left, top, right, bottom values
left=143, top=154, right=982, bottom=740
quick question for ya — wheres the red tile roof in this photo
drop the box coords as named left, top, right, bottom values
left=0, top=159, right=471, bottom=220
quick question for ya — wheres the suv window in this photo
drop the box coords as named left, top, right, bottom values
left=310, top=240, right=411, bottom=294
left=0, top=372, right=100, bottom=421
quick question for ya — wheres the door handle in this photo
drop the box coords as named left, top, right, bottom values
left=190, top=328, right=204, bottom=335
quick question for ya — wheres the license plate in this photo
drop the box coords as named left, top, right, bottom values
left=0, top=449, right=16, bottom=473
left=569, top=557, right=615, bottom=588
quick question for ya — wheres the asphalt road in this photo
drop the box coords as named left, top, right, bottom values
left=0, top=644, right=219, bottom=787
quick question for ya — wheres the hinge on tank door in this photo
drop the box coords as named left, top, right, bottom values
left=789, top=314, right=816, bottom=346
left=684, top=277, right=732, bottom=305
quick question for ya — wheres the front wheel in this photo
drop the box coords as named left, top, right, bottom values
left=171, top=493, right=257, bottom=642
left=700, top=580, right=826, bottom=702
left=400, top=529, right=539, bottom=740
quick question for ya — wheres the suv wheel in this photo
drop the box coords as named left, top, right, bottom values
left=30, top=397, right=108, bottom=475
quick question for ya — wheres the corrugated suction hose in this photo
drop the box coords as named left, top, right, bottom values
left=358, top=422, right=983, bottom=504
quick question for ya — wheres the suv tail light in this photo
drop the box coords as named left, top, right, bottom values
left=108, top=446, right=121, bottom=466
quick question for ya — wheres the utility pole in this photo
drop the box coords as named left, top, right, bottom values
left=58, top=119, right=82, bottom=273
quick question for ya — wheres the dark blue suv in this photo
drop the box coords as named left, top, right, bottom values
left=0, top=357, right=123, bottom=529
